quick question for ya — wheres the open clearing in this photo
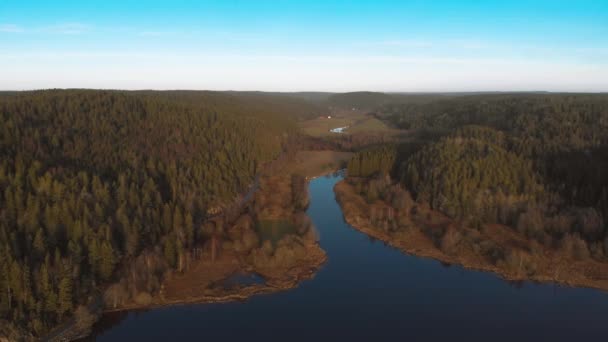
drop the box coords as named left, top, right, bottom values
left=287, top=150, right=353, bottom=178
left=299, top=110, right=398, bottom=137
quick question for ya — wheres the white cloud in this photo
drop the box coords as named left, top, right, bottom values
left=361, top=38, right=494, bottom=50
left=446, top=39, right=489, bottom=49
left=138, top=31, right=173, bottom=37
left=0, top=23, right=91, bottom=35
left=0, top=24, right=24, bottom=33
left=39, top=23, right=89, bottom=35
left=575, top=47, right=608, bottom=55
left=373, top=39, right=434, bottom=48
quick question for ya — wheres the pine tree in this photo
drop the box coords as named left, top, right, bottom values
left=163, top=238, right=176, bottom=268
left=184, top=211, right=194, bottom=247
left=33, top=228, right=46, bottom=259
left=57, top=277, right=72, bottom=318
left=99, top=242, right=115, bottom=281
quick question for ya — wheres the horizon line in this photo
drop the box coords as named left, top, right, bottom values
left=2, top=88, right=608, bottom=94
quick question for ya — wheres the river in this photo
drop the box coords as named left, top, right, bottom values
left=88, top=173, right=608, bottom=341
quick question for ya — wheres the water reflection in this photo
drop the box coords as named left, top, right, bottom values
left=88, top=174, right=608, bottom=342
left=79, top=311, right=129, bottom=341
left=440, top=261, right=452, bottom=268
left=221, top=272, right=265, bottom=289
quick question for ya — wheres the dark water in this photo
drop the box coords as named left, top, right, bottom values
left=90, top=174, right=608, bottom=341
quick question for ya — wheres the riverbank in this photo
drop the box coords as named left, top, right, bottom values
left=42, top=150, right=348, bottom=342
left=98, top=152, right=336, bottom=311
left=334, top=179, right=608, bottom=292
left=59, top=233, right=327, bottom=341
left=103, top=244, right=327, bottom=313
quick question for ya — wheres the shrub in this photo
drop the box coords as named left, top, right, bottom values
left=440, top=226, right=462, bottom=255
left=561, top=234, right=590, bottom=260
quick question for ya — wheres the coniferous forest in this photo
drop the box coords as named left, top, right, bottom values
left=4, top=1, right=608, bottom=340
left=0, top=90, right=321, bottom=336
left=348, top=94, right=608, bottom=263
left=4, top=89, right=608, bottom=339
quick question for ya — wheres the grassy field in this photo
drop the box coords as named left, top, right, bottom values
left=346, top=117, right=391, bottom=133
left=299, top=110, right=398, bottom=137
left=287, top=150, right=353, bottom=178
left=299, top=116, right=354, bottom=136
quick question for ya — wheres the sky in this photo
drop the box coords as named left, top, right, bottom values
left=1, top=0, right=607, bottom=92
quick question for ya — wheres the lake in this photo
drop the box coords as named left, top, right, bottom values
left=88, top=173, right=608, bottom=341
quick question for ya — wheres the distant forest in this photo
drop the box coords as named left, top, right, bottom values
left=4, top=89, right=608, bottom=338
left=0, top=90, right=321, bottom=336
left=349, top=94, right=608, bottom=260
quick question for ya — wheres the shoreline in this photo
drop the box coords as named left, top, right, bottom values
left=54, top=233, right=328, bottom=342
left=44, top=153, right=344, bottom=342
left=333, top=179, right=608, bottom=293
left=46, top=247, right=328, bottom=342
left=102, top=244, right=327, bottom=314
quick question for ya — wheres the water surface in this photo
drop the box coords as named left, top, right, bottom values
left=90, top=174, right=608, bottom=341
left=330, top=126, right=348, bottom=133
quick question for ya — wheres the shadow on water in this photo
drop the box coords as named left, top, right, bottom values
left=88, top=173, right=608, bottom=342
left=221, top=272, right=265, bottom=289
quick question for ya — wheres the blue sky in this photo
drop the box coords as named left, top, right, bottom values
left=1, top=0, right=607, bottom=91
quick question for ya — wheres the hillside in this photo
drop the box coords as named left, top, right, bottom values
left=343, top=94, right=608, bottom=279
left=382, top=94, right=608, bottom=144
left=0, top=90, right=319, bottom=338
left=327, top=92, right=396, bottom=110
left=402, top=127, right=543, bottom=220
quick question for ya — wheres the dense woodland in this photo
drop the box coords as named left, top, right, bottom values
left=4, top=89, right=608, bottom=338
left=347, top=145, right=396, bottom=178
left=327, top=91, right=448, bottom=111
left=0, top=90, right=319, bottom=337
left=348, top=94, right=608, bottom=262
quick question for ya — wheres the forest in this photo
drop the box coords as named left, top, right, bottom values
left=0, top=90, right=320, bottom=337
left=347, top=94, right=608, bottom=263
left=326, top=91, right=449, bottom=111
left=4, top=89, right=608, bottom=338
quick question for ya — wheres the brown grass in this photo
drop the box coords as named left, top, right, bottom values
left=298, top=110, right=399, bottom=137
left=288, top=150, right=353, bottom=178
left=162, top=251, right=241, bottom=301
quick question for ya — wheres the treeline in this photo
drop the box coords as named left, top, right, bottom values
left=0, top=90, right=315, bottom=337
left=383, top=94, right=608, bottom=210
left=327, top=91, right=450, bottom=111
left=347, top=145, right=396, bottom=177
left=346, top=141, right=426, bottom=178
left=402, top=126, right=544, bottom=220
left=382, top=94, right=608, bottom=153
left=328, top=92, right=397, bottom=110
left=347, top=94, right=608, bottom=262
